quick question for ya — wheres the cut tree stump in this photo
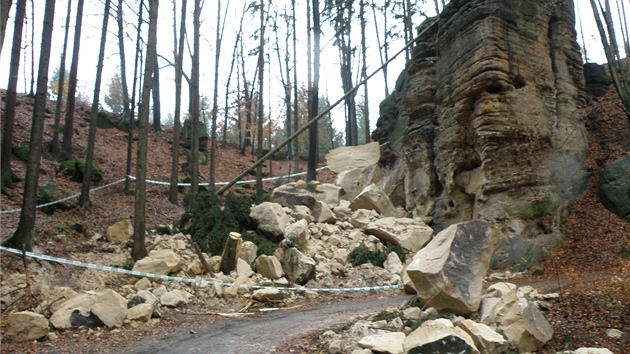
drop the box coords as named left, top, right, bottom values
left=220, top=232, right=242, bottom=274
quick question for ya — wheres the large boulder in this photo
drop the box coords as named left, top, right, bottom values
left=255, top=255, right=284, bottom=280
left=148, top=249, right=184, bottom=273
left=350, top=184, right=401, bottom=217
left=406, top=220, right=498, bottom=315
left=313, top=183, right=344, bottom=208
left=132, top=257, right=171, bottom=276
left=403, top=319, right=479, bottom=354
left=271, top=182, right=317, bottom=209
left=312, top=201, right=336, bottom=224
left=365, top=217, right=433, bottom=253
left=357, top=332, right=406, bottom=354
left=250, top=202, right=290, bottom=242
left=598, top=155, right=630, bottom=222
left=4, top=311, right=49, bottom=342
left=50, top=289, right=128, bottom=329
left=106, top=219, right=133, bottom=244
left=479, top=282, right=553, bottom=352
left=325, top=142, right=381, bottom=173
left=453, top=317, right=508, bottom=354
left=281, top=247, right=316, bottom=285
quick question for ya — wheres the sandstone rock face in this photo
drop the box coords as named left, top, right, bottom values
left=598, top=155, right=630, bottom=222
left=406, top=221, right=498, bottom=315
left=50, top=289, right=127, bottom=329
left=325, top=142, right=381, bottom=173
left=350, top=184, right=401, bottom=217
left=371, top=0, right=588, bottom=268
left=479, top=282, right=554, bottom=352
left=365, top=217, right=433, bottom=253
left=584, top=63, right=611, bottom=96
left=5, top=311, right=49, bottom=342
left=403, top=319, right=479, bottom=354
left=106, top=219, right=133, bottom=244
left=249, top=202, right=290, bottom=241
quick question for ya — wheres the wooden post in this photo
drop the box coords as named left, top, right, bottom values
left=220, top=232, right=242, bottom=274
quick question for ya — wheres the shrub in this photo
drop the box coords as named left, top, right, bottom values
left=181, top=191, right=278, bottom=257
left=57, top=159, right=103, bottom=183
left=37, top=183, right=72, bottom=214
left=347, top=244, right=406, bottom=267
left=12, top=143, right=29, bottom=161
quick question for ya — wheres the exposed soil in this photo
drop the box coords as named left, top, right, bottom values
left=1, top=83, right=629, bottom=353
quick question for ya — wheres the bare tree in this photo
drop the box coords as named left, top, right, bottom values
left=256, top=0, right=266, bottom=199
left=28, top=0, right=35, bottom=96
left=1, top=0, right=26, bottom=192
left=133, top=0, right=159, bottom=261
left=292, top=0, right=299, bottom=174
left=3, top=0, right=56, bottom=251
left=60, top=0, right=85, bottom=161
left=79, top=0, right=111, bottom=209
left=589, top=0, right=630, bottom=121
left=370, top=0, right=390, bottom=96
left=360, top=0, right=369, bottom=143
left=50, top=0, right=73, bottom=155
left=152, top=50, right=162, bottom=132
left=125, top=0, right=145, bottom=194
left=189, top=0, right=201, bottom=196
left=168, top=0, right=187, bottom=205
left=307, top=0, right=320, bottom=182
left=222, top=13, right=243, bottom=149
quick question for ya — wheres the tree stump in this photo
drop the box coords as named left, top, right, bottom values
left=220, top=232, right=242, bottom=274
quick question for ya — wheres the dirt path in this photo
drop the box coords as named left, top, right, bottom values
left=120, top=294, right=414, bottom=354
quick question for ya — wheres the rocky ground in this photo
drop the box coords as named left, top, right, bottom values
left=0, top=85, right=629, bottom=353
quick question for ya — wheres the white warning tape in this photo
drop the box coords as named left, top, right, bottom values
left=0, top=166, right=329, bottom=215
left=0, top=246, right=403, bottom=293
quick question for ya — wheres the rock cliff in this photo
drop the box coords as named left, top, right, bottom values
left=372, top=0, right=589, bottom=268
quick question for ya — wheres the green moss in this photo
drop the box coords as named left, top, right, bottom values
left=57, top=159, right=103, bottom=183
left=37, top=183, right=72, bottom=214
left=12, top=143, right=29, bottom=161
left=518, top=193, right=560, bottom=220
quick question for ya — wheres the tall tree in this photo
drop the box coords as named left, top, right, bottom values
left=79, top=0, right=111, bottom=209
left=189, top=0, right=201, bottom=196
left=133, top=0, right=159, bottom=261
left=292, top=0, right=299, bottom=174
left=307, top=0, right=320, bottom=182
left=28, top=0, right=35, bottom=96
left=273, top=5, right=293, bottom=161
left=125, top=0, right=145, bottom=194
left=151, top=50, right=162, bottom=132
left=60, top=0, right=85, bottom=161
left=360, top=0, right=369, bottom=143
left=256, top=0, right=265, bottom=198
left=0, top=0, right=11, bottom=55
left=116, top=0, right=131, bottom=126
left=168, top=0, right=187, bottom=205
left=209, top=0, right=230, bottom=189
left=50, top=0, right=73, bottom=155
left=1, top=0, right=26, bottom=191
left=370, top=0, right=390, bottom=96
left=222, top=15, right=242, bottom=149
left=2, top=0, right=56, bottom=251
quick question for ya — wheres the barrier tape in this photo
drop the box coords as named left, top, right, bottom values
left=0, top=246, right=403, bottom=293
left=0, top=178, right=128, bottom=215
left=0, top=166, right=329, bottom=215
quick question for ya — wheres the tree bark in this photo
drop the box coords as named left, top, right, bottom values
left=168, top=0, right=187, bottom=205
left=360, top=0, right=370, bottom=144
left=60, top=0, right=85, bottom=161
left=209, top=0, right=225, bottom=190
left=152, top=50, right=162, bottom=132
left=1, top=0, right=26, bottom=191
left=3, top=0, right=56, bottom=251
left=50, top=0, right=73, bottom=155
left=133, top=0, right=159, bottom=261
left=79, top=0, right=111, bottom=210
left=292, top=0, right=299, bottom=175
left=189, top=0, right=201, bottom=197
left=307, top=0, right=320, bottom=182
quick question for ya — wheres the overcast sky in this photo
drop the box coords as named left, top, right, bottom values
left=0, top=0, right=621, bottom=135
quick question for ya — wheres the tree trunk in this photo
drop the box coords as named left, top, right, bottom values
left=360, top=0, right=370, bottom=144
left=60, top=0, right=85, bottom=161
left=0, top=0, right=11, bottom=55
left=307, top=0, right=320, bottom=182
left=125, top=0, right=144, bottom=195
left=209, top=0, right=225, bottom=190
left=222, top=15, right=242, bottom=149
left=50, top=0, right=73, bottom=155
left=189, top=0, right=201, bottom=197
left=79, top=0, right=111, bottom=210
left=28, top=0, right=34, bottom=97
left=256, top=0, right=265, bottom=200
left=151, top=50, right=162, bottom=132
left=168, top=0, right=187, bottom=205
left=3, top=0, right=56, bottom=251
left=133, top=0, right=159, bottom=261
left=219, top=232, right=242, bottom=274
left=1, top=0, right=26, bottom=191
left=292, top=0, right=299, bottom=175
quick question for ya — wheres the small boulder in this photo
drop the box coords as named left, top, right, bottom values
left=312, top=201, right=337, bottom=224
left=453, top=318, right=508, bottom=354
left=255, top=255, right=284, bottom=280
left=357, top=332, right=406, bottom=354
left=148, top=249, right=184, bottom=273
left=126, top=303, right=153, bottom=322
left=403, top=319, right=479, bottom=354
left=250, top=202, right=291, bottom=241
left=365, top=217, right=433, bottom=253
left=107, top=219, right=133, bottom=244
left=271, top=183, right=317, bottom=209
left=132, top=257, right=170, bottom=276
left=282, top=247, right=316, bottom=285
left=50, top=289, right=128, bottom=329
left=252, top=288, right=283, bottom=302
left=350, top=184, right=401, bottom=217
left=4, top=311, right=49, bottom=342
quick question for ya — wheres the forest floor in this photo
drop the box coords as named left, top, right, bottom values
left=0, top=87, right=629, bottom=353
